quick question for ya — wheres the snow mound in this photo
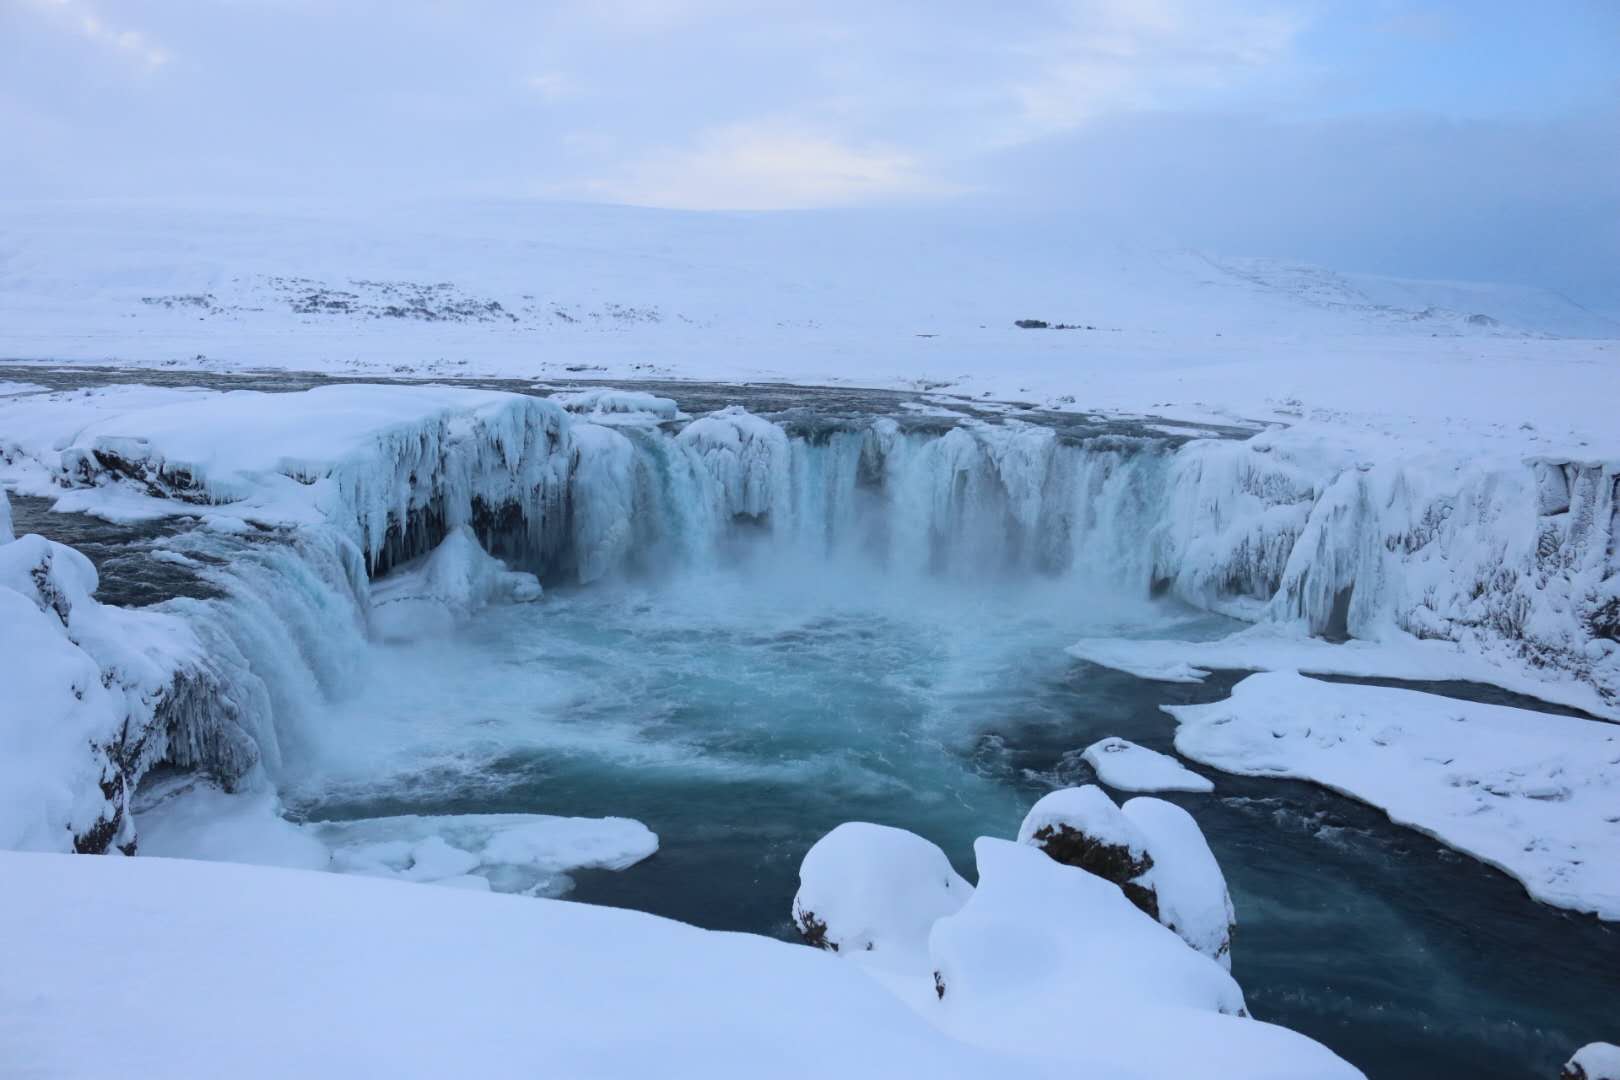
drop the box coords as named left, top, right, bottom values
left=928, top=838, right=1359, bottom=1079
left=368, top=525, right=542, bottom=642
left=1167, top=671, right=1620, bottom=920
left=1082, top=736, right=1214, bottom=793
left=792, top=821, right=973, bottom=974
left=1121, top=797, right=1236, bottom=969
left=1565, top=1043, right=1620, bottom=1080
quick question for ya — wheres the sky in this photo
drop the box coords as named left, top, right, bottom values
left=2, top=0, right=1617, bottom=302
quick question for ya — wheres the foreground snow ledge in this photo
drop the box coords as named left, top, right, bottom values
left=0, top=852, right=1027, bottom=1080
left=1166, top=671, right=1620, bottom=920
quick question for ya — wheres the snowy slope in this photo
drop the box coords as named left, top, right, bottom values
left=2, top=200, right=1617, bottom=453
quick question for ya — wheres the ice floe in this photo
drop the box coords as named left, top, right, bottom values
left=1082, top=736, right=1214, bottom=793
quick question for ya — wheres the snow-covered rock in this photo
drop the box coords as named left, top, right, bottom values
left=1565, top=1043, right=1620, bottom=1080
left=0, top=528, right=230, bottom=854
left=368, top=525, right=542, bottom=642
left=0, top=487, right=12, bottom=543
left=1018, top=785, right=1236, bottom=964
left=792, top=822, right=973, bottom=973
left=927, top=838, right=1360, bottom=1079
left=1017, top=785, right=1160, bottom=920
left=1082, top=736, right=1214, bottom=793
left=1121, top=797, right=1236, bottom=969
left=1167, top=671, right=1620, bottom=920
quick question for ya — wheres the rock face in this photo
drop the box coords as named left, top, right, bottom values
left=1017, top=785, right=1160, bottom=921
left=1017, top=785, right=1236, bottom=968
left=792, top=821, right=973, bottom=974
left=1564, top=1043, right=1620, bottom=1080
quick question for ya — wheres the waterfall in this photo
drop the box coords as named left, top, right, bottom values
left=12, top=389, right=1615, bottom=853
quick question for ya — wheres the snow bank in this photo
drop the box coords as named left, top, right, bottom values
left=1082, top=736, right=1214, bottom=793
left=0, top=851, right=1039, bottom=1080
left=1069, top=621, right=1620, bottom=720
left=368, top=525, right=541, bottom=642
left=1566, top=1043, right=1620, bottom=1080
left=928, top=838, right=1358, bottom=1079
left=792, top=821, right=973, bottom=974
left=1167, top=671, right=1620, bottom=919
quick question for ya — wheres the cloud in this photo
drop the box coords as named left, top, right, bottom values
left=1008, top=0, right=1305, bottom=138
left=525, top=72, right=579, bottom=103
left=577, top=123, right=956, bottom=209
left=22, top=0, right=171, bottom=69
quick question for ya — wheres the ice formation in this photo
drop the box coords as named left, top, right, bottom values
left=134, top=776, right=659, bottom=897
left=1167, top=671, right=1620, bottom=919
left=0, top=525, right=236, bottom=854
left=1081, top=736, right=1215, bottom=793
left=368, top=525, right=542, bottom=642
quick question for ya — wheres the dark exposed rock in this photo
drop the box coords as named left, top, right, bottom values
left=793, top=903, right=835, bottom=952
left=1028, top=822, right=1160, bottom=922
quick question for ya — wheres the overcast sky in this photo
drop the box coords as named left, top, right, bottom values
left=3, top=0, right=1616, bottom=301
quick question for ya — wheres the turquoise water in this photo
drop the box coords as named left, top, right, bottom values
left=281, top=562, right=1620, bottom=1079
